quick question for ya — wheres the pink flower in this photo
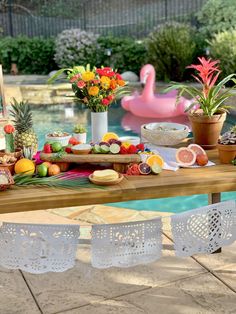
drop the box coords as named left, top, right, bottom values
left=187, top=57, right=221, bottom=97
left=77, top=80, right=86, bottom=88
left=101, top=98, right=110, bottom=106
left=70, top=74, right=81, bottom=83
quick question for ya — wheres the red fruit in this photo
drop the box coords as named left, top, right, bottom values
left=43, top=143, right=52, bottom=154
left=4, top=124, right=15, bottom=134
left=65, top=145, right=72, bottom=154
left=126, top=163, right=140, bottom=175
left=136, top=143, right=145, bottom=152
left=69, top=137, right=81, bottom=145
left=120, top=145, right=128, bottom=154
left=138, top=162, right=151, bottom=175
left=196, top=154, right=208, bottom=166
left=128, top=144, right=138, bottom=154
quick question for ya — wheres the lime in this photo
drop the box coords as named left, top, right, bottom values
left=37, top=164, right=48, bottom=177
left=52, top=142, right=62, bottom=152
left=151, top=164, right=162, bottom=174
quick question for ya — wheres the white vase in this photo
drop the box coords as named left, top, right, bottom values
left=73, top=133, right=87, bottom=143
left=91, top=111, right=108, bottom=143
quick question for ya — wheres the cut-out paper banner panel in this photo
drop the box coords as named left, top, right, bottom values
left=171, top=200, right=236, bottom=257
left=91, top=217, right=162, bottom=269
left=0, top=222, right=80, bottom=274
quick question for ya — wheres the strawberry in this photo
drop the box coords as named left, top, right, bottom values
left=43, top=143, right=52, bottom=154
left=136, top=143, right=145, bottom=152
left=128, top=144, right=137, bottom=154
left=65, top=145, right=72, bottom=154
left=120, top=145, right=128, bottom=154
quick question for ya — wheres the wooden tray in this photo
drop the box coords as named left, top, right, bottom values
left=40, top=152, right=141, bottom=164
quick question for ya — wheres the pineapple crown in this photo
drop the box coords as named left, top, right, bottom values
left=10, top=99, right=34, bottom=133
left=219, top=125, right=236, bottom=145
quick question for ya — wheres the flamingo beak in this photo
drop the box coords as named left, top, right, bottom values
left=140, top=73, right=148, bottom=86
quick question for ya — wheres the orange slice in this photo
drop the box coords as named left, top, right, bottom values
left=146, top=154, right=164, bottom=168
left=102, top=132, right=119, bottom=142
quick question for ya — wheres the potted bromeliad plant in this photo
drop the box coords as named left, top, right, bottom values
left=217, top=126, right=236, bottom=164
left=48, top=65, right=127, bottom=143
left=73, top=124, right=87, bottom=143
left=165, top=57, right=236, bottom=149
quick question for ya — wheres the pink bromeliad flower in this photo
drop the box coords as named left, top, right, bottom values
left=187, top=57, right=221, bottom=97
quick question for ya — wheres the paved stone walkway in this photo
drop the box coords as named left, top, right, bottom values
left=0, top=206, right=235, bottom=314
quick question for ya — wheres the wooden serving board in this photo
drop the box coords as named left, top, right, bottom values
left=40, top=152, right=141, bottom=164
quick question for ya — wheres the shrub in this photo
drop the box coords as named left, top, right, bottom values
left=96, top=36, right=147, bottom=75
left=197, top=0, right=236, bottom=38
left=54, top=29, right=99, bottom=68
left=146, top=23, right=197, bottom=81
left=0, top=36, right=56, bottom=74
left=209, top=29, right=236, bottom=78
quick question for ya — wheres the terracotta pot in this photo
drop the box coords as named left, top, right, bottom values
left=188, top=111, right=226, bottom=150
left=217, top=143, right=236, bottom=164
left=0, top=148, right=22, bottom=160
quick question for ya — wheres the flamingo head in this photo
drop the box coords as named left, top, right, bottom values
left=140, top=64, right=156, bottom=85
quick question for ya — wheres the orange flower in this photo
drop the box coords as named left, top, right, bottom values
left=100, top=76, right=111, bottom=89
left=82, top=71, right=95, bottom=82
left=117, top=79, right=125, bottom=86
left=88, top=86, right=99, bottom=96
left=110, top=79, right=117, bottom=90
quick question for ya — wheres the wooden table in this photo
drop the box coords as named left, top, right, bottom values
left=1, top=150, right=236, bottom=214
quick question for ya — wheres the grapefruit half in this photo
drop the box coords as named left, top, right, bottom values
left=188, top=144, right=206, bottom=156
left=176, top=147, right=196, bottom=167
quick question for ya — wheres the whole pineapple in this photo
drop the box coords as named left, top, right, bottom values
left=10, top=99, right=38, bottom=153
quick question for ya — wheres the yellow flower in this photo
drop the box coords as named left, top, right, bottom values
left=100, top=76, right=111, bottom=89
left=82, top=71, right=95, bottom=82
left=88, top=86, right=99, bottom=96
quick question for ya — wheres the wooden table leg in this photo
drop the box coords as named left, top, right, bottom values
left=208, top=192, right=222, bottom=254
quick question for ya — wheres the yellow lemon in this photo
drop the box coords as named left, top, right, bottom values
left=14, top=158, right=35, bottom=175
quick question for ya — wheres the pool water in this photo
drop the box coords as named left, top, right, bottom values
left=31, top=102, right=236, bottom=213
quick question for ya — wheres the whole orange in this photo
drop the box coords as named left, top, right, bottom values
left=54, top=162, right=70, bottom=172
left=14, top=158, right=35, bottom=175
left=48, top=164, right=61, bottom=176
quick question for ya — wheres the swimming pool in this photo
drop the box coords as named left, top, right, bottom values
left=31, top=102, right=236, bottom=213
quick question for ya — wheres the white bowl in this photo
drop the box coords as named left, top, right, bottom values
left=119, top=136, right=140, bottom=145
left=141, top=122, right=189, bottom=146
left=45, top=134, right=71, bottom=147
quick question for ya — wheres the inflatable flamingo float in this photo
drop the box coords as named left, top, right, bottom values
left=121, top=64, right=192, bottom=118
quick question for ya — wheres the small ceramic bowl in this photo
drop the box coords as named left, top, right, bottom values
left=71, top=144, right=92, bottom=155
left=45, top=133, right=71, bottom=147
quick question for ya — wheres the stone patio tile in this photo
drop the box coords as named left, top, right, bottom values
left=0, top=267, right=40, bottom=314
left=213, top=264, right=236, bottom=292
left=192, top=241, right=236, bottom=271
left=49, top=204, right=172, bottom=226
left=113, top=273, right=236, bottom=314
left=0, top=209, right=82, bottom=225
left=23, top=236, right=205, bottom=314
left=60, top=299, right=145, bottom=314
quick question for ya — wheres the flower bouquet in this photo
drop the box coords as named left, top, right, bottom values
left=49, top=65, right=127, bottom=142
